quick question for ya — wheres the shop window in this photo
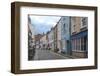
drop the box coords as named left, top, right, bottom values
left=83, top=36, right=87, bottom=51
left=81, top=38, right=84, bottom=51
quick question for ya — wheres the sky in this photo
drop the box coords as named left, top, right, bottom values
left=29, top=15, right=61, bottom=35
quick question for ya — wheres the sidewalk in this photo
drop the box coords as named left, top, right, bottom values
left=57, top=53, right=79, bottom=59
left=52, top=51, right=79, bottom=59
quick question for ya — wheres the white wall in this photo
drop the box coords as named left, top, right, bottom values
left=0, top=0, right=100, bottom=76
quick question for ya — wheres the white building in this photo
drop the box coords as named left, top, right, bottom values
left=48, top=28, right=54, bottom=51
left=57, top=18, right=62, bottom=53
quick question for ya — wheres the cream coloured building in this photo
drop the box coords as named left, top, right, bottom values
left=56, top=18, right=62, bottom=53
left=47, top=28, right=55, bottom=51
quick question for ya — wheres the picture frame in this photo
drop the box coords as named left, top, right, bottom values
left=11, top=2, right=98, bottom=74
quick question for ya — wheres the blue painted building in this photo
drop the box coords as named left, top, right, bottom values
left=60, top=16, right=71, bottom=54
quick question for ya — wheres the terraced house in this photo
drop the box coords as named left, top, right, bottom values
left=43, top=16, right=72, bottom=55
left=48, top=27, right=55, bottom=51
left=60, top=16, right=71, bottom=55
left=71, top=17, right=88, bottom=58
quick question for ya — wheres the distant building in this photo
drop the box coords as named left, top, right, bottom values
left=40, top=34, right=48, bottom=49
left=71, top=17, right=88, bottom=58
left=34, top=34, right=44, bottom=49
left=49, top=28, right=55, bottom=51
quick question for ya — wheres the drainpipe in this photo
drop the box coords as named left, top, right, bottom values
left=69, top=17, right=72, bottom=55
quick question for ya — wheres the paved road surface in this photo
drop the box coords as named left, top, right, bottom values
left=33, top=49, right=70, bottom=60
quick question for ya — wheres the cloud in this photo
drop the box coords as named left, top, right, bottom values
left=29, top=15, right=61, bottom=35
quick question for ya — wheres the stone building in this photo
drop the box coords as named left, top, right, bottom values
left=71, top=17, right=88, bottom=58
left=34, top=34, right=43, bottom=49
left=28, top=16, right=35, bottom=60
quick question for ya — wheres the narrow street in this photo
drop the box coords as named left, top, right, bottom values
left=33, top=49, right=71, bottom=60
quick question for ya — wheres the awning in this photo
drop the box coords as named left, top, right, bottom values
left=71, top=30, right=88, bottom=40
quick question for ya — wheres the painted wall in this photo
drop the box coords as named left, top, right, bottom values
left=61, top=16, right=70, bottom=40
left=60, top=16, right=71, bottom=53
left=48, top=28, right=54, bottom=50
left=57, top=18, right=62, bottom=52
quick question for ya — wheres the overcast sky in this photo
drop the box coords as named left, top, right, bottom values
left=29, top=15, right=61, bottom=35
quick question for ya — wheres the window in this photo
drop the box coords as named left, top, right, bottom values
left=72, top=40, right=74, bottom=50
left=73, top=25, right=76, bottom=31
left=80, top=36, right=87, bottom=51
left=82, top=17, right=87, bottom=26
left=83, top=36, right=87, bottom=51
left=79, top=38, right=81, bottom=50
left=63, top=24, right=66, bottom=33
left=77, top=39, right=79, bottom=50
left=81, top=38, right=84, bottom=51
left=74, top=39, right=76, bottom=51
